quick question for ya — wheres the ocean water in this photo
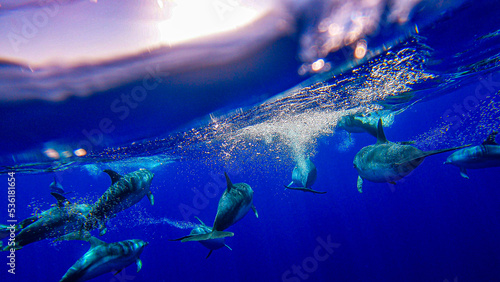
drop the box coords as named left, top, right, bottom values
left=0, top=0, right=499, bottom=281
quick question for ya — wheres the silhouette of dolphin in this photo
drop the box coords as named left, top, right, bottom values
left=181, top=216, right=232, bottom=258
left=284, top=158, right=326, bottom=194
left=49, top=177, right=74, bottom=208
left=59, top=235, right=148, bottom=282
left=171, top=173, right=257, bottom=242
left=444, top=131, right=500, bottom=178
left=353, top=119, right=470, bottom=192
left=82, top=169, right=154, bottom=235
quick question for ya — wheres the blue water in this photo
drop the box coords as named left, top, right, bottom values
left=1, top=0, right=500, bottom=281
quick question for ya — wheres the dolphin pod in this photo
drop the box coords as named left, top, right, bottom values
left=353, top=119, right=470, bottom=192
left=59, top=235, right=148, bottom=282
left=83, top=168, right=155, bottom=235
left=171, top=173, right=258, bottom=243
left=444, top=131, right=500, bottom=178
left=284, top=158, right=326, bottom=194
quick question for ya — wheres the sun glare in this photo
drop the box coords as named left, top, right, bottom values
left=157, top=0, right=263, bottom=45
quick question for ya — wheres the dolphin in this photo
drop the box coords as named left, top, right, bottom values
left=82, top=169, right=154, bottom=235
left=444, top=131, right=500, bottom=178
left=4, top=194, right=91, bottom=250
left=353, top=119, right=470, bottom=192
left=59, top=235, right=148, bottom=282
left=186, top=216, right=232, bottom=258
left=284, top=158, right=326, bottom=194
left=172, top=173, right=258, bottom=242
left=50, top=177, right=74, bottom=206
left=338, top=114, right=378, bottom=138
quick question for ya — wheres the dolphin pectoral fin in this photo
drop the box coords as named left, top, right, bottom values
left=98, top=223, right=107, bottom=236
left=252, top=205, right=259, bottom=218
left=147, top=191, right=154, bottom=206
left=206, top=250, right=214, bottom=259
left=103, top=169, right=123, bottom=185
left=225, top=244, right=232, bottom=251
left=357, top=176, right=363, bottom=193
left=18, top=216, right=37, bottom=229
left=460, top=167, right=469, bottom=179
left=136, top=259, right=143, bottom=272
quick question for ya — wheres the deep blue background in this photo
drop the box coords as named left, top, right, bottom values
left=1, top=75, right=500, bottom=282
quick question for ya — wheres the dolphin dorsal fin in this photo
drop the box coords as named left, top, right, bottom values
left=224, top=172, right=233, bottom=192
left=376, top=119, right=388, bottom=144
left=103, top=169, right=123, bottom=185
left=89, top=236, right=106, bottom=249
left=482, top=131, right=498, bottom=145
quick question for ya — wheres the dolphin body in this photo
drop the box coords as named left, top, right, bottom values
left=83, top=169, right=154, bottom=235
left=284, top=158, right=326, bottom=194
left=60, top=236, right=148, bottom=282
left=338, top=114, right=378, bottom=137
left=444, top=131, right=500, bottom=178
left=172, top=173, right=258, bottom=242
left=4, top=194, right=91, bottom=250
left=186, top=216, right=232, bottom=258
left=49, top=177, right=74, bottom=204
left=353, top=119, right=470, bottom=193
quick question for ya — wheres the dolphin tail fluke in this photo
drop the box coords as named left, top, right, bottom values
left=285, top=185, right=327, bottom=194
left=136, top=258, right=143, bottom=272
left=206, top=250, right=214, bottom=259
left=397, top=144, right=472, bottom=166
left=252, top=204, right=259, bottom=218
left=171, top=231, right=234, bottom=242
left=460, top=167, right=469, bottom=179
left=422, top=144, right=471, bottom=158
left=357, top=176, right=363, bottom=193
left=310, top=189, right=327, bottom=194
